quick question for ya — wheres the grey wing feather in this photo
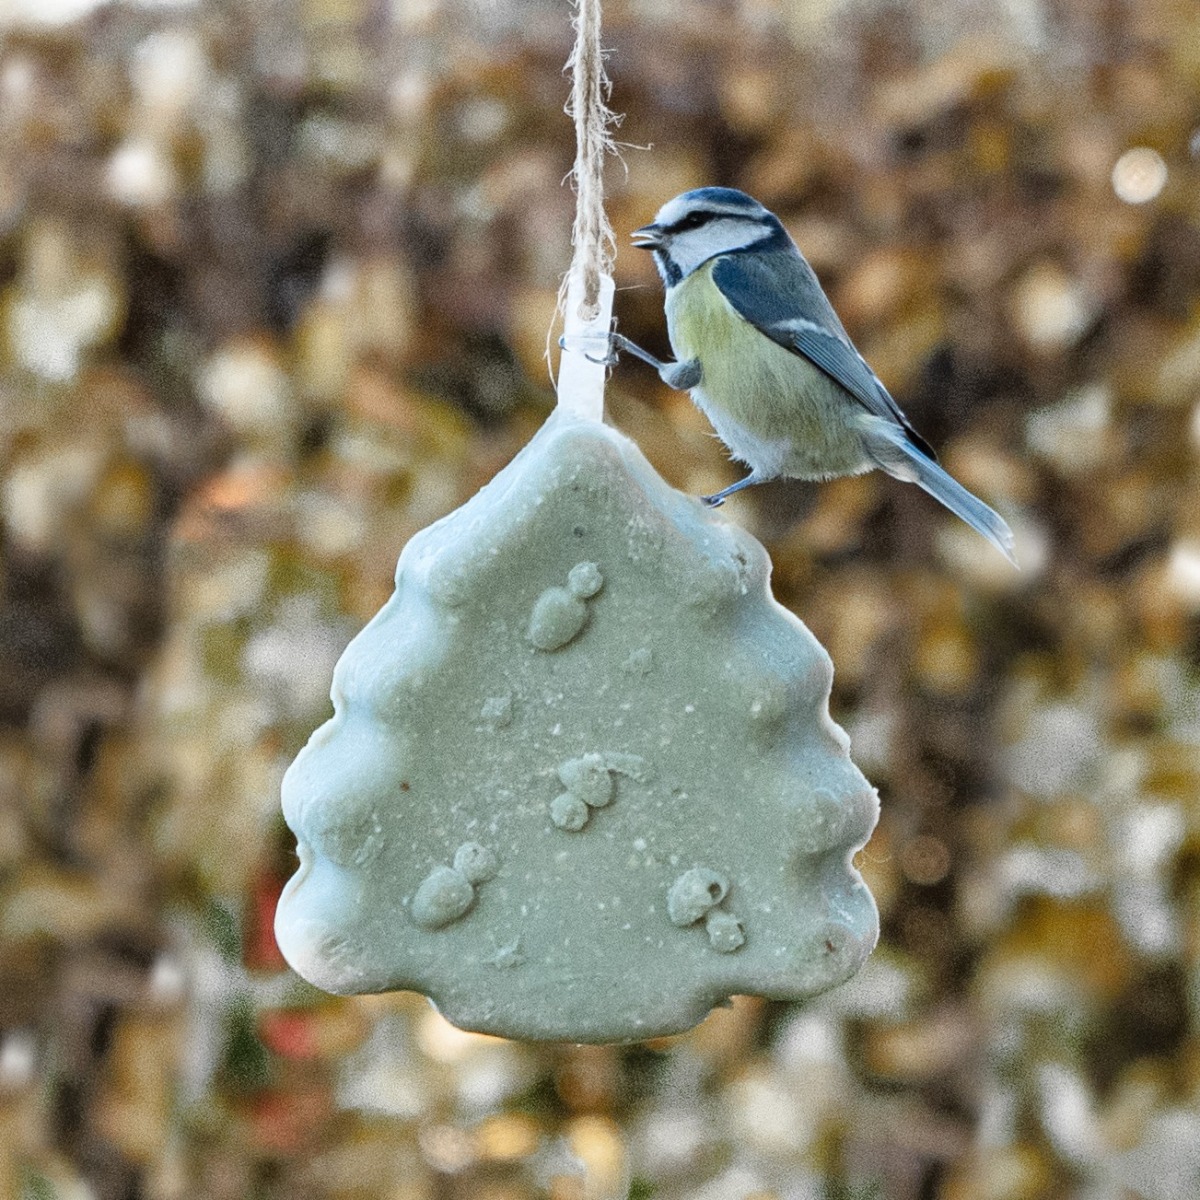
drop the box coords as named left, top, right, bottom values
left=712, top=252, right=937, bottom=461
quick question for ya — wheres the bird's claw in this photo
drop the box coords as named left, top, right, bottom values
left=559, top=332, right=618, bottom=366
left=700, top=493, right=726, bottom=508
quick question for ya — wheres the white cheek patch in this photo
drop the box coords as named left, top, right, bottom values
left=669, top=220, right=774, bottom=279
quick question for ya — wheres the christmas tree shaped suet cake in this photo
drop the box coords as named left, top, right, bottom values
left=275, top=407, right=880, bottom=1042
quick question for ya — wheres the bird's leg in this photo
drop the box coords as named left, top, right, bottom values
left=596, top=333, right=703, bottom=391
left=602, top=332, right=664, bottom=369
left=701, top=474, right=763, bottom=507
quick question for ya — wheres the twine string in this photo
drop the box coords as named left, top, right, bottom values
left=563, top=0, right=616, bottom=320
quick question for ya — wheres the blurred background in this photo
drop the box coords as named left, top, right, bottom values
left=1, top=0, right=1199, bottom=1197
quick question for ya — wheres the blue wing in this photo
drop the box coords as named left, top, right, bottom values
left=711, top=251, right=937, bottom=462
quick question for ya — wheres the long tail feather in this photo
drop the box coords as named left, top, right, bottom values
left=866, top=423, right=1018, bottom=566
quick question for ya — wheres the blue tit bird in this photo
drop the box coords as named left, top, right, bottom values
left=610, top=187, right=1016, bottom=565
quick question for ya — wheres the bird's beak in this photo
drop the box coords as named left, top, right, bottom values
left=630, top=223, right=662, bottom=250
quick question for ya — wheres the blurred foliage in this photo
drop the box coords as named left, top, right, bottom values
left=1, top=0, right=1199, bottom=1199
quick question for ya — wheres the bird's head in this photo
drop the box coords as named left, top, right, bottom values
left=632, top=188, right=787, bottom=286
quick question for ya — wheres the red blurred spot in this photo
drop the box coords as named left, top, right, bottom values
left=259, top=1010, right=319, bottom=1059
left=245, top=869, right=289, bottom=971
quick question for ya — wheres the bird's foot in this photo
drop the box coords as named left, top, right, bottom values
left=700, top=474, right=762, bottom=507
left=557, top=333, right=618, bottom=366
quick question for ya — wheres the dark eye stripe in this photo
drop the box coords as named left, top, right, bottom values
left=661, top=210, right=714, bottom=233
left=661, top=208, right=773, bottom=235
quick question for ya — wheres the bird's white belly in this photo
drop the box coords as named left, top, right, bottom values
left=691, top=386, right=794, bottom=477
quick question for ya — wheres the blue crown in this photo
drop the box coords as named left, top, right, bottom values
left=678, top=187, right=764, bottom=211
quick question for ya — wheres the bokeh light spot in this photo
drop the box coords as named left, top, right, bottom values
left=1112, top=147, right=1167, bottom=204
left=901, top=835, right=951, bottom=886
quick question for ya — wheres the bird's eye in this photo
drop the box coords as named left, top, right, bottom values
left=676, top=212, right=708, bottom=231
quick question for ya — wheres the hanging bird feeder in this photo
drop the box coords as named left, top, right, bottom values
left=273, top=0, right=880, bottom=1043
